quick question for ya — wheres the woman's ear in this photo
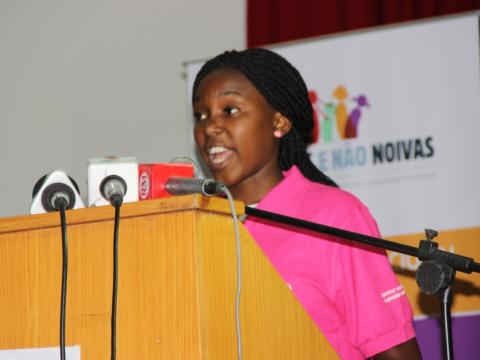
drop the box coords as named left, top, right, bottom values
left=273, top=113, right=292, bottom=138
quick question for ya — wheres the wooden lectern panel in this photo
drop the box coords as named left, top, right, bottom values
left=0, top=195, right=337, bottom=359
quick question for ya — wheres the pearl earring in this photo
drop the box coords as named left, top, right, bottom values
left=274, top=130, right=282, bottom=138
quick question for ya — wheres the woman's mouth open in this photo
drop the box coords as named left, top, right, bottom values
left=207, top=146, right=234, bottom=170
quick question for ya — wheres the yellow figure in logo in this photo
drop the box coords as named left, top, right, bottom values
left=333, top=85, right=349, bottom=140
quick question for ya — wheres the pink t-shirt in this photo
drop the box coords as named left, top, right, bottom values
left=244, top=166, right=415, bottom=359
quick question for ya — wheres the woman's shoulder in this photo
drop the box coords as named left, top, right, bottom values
left=299, top=180, right=381, bottom=236
left=307, top=177, right=357, bottom=200
left=291, top=169, right=367, bottom=212
left=255, top=166, right=381, bottom=237
left=269, top=166, right=371, bottom=219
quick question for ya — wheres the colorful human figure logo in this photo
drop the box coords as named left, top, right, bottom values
left=309, top=91, right=334, bottom=144
left=345, top=95, right=369, bottom=139
left=309, top=86, right=370, bottom=143
left=322, top=103, right=335, bottom=144
left=332, top=86, right=349, bottom=140
left=308, top=91, right=320, bottom=144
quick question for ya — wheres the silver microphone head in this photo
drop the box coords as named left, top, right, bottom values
left=100, top=175, right=127, bottom=206
left=165, top=177, right=225, bottom=196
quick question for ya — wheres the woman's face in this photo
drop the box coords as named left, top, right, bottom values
left=193, top=68, right=291, bottom=204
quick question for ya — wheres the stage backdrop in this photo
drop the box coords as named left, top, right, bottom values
left=185, top=13, right=480, bottom=359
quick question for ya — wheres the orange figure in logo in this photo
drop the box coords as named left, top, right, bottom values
left=332, top=85, right=349, bottom=140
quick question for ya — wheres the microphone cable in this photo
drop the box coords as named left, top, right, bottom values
left=31, top=172, right=82, bottom=359
left=222, top=186, right=243, bottom=360
left=57, top=199, right=69, bottom=360
left=111, top=201, right=121, bottom=360
left=99, top=174, right=126, bottom=360
left=163, top=174, right=243, bottom=358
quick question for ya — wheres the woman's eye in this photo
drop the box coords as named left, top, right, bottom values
left=224, top=107, right=239, bottom=115
left=194, top=112, right=207, bottom=121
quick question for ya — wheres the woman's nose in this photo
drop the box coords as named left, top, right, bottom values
left=204, top=114, right=224, bottom=136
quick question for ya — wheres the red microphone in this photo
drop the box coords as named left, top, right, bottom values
left=138, top=163, right=195, bottom=200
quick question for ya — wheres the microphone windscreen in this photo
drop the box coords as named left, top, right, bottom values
left=138, top=163, right=194, bottom=200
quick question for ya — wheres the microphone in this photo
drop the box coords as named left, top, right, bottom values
left=165, top=177, right=225, bottom=196
left=42, top=183, right=74, bottom=211
left=100, top=175, right=127, bottom=206
left=138, top=163, right=195, bottom=200
left=88, top=156, right=138, bottom=207
left=30, top=170, right=85, bottom=214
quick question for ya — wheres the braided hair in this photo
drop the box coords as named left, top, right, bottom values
left=192, top=48, right=337, bottom=187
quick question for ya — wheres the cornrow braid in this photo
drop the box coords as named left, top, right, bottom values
left=192, top=48, right=337, bottom=188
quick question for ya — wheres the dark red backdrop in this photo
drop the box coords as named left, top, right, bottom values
left=247, top=0, right=480, bottom=47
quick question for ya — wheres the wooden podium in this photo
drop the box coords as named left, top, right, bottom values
left=0, top=195, right=337, bottom=359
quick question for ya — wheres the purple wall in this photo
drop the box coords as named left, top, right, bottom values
left=414, top=313, right=480, bottom=359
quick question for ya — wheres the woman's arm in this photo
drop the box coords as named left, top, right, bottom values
left=372, top=338, right=422, bottom=360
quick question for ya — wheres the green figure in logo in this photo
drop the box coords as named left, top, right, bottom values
left=322, top=102, right=335, bottom=144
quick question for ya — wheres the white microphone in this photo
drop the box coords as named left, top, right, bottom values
left=165, top=177, right=225, bottom=196
left=88, top=156, right=138, bottom=207
left=30, top=170, right=85, bottom=214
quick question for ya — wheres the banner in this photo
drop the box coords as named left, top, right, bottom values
left=185, top=14, right=480, bottom=359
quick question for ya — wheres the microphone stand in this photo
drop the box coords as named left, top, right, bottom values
left=245, top=207, right=480, bottom=360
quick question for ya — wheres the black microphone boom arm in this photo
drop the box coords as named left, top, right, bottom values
left=244, top=206, right=480, bottom=275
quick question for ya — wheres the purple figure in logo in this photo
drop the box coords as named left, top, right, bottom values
left=345, top=95, right=370, bottom=139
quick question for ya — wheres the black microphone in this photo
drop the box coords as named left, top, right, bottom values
left=42, top=183, right=75, bottom=211
left=100, top=175, right=127, bottom=207
left=31, top=170, right=84, bottom=214
left=165, top=177, right=225, bottom=196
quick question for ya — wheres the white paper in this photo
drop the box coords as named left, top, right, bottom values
left=0, top=346, right=80, bottom=360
